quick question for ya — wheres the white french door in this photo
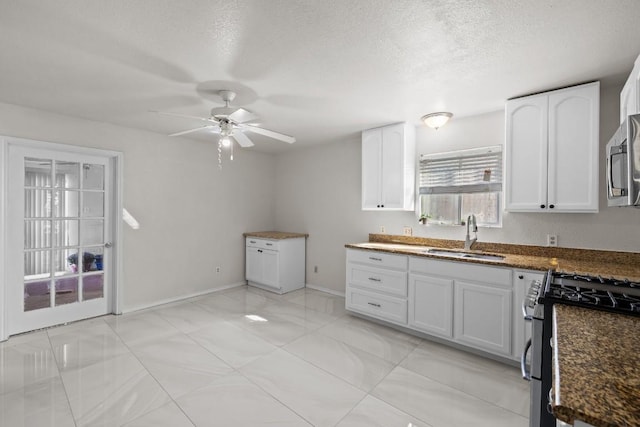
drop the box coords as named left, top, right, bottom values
left=6, top=144, right=115, bottom=335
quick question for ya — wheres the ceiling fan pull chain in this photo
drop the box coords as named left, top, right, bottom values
left=218, top=140, right=223, bottom=170
left=230, top=139, right=234, bottom=161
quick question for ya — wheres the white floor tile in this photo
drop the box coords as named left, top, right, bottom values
left=226, top=310, right=310, bottom=346
left=122, top=401, right=195, bottom=427
left=372, top=366, right=529, bottom=427
left=336, top=395, right=429, bottom=427
left=188, top=321, right=278, bottom=368
left=130, top=332, right=234, bottom=399
left=285, top=288, right=347, bottom=316
left=61, top=352, right=171, bottom=427
left=401, top=341, right=529, bottom=416
left=105, top=311, right=181, bottom=347
left=318, top=315, right=421, bottom=363
left=284, top=332, right=395, bottom=391
left=0, top=377, right=76, bottom=427
left=0, top=336, right=60, bottom=395
left=240, top=349, right=366, bottom=427
left=154, top=302, right=225, bottom=333
left=48, top=321, right=130, bottom=372
left=177, top=373, right=312, bottom=427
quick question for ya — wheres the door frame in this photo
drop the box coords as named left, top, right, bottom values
left=0, top=135, right=124, bottom=341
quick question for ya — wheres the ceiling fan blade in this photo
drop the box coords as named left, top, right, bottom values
left=228, top=108, right=259, bottom=124
left=240, top=124, right=296, bottom=144
left=169, top=125, right=219, bottom=137
left=151, top=110, right=217, bottom=123
left=232, top=131, right=255, bottom=148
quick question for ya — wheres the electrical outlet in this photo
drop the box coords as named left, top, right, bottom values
left=215, top=266, right=221, bottom=273
left=314, top=265, right=318, bottom=273
left=380, top=226, right=386, bottom=233
left=403, top=226, right=412, bottom=236
left=546, top=234, right=558, bottom=247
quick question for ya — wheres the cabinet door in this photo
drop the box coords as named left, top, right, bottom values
left=380, top=124, right=405, bottom=209
left=408, top=274, right=453, bottom=338
left=621, top=60, right=640, bottom=123
left=362, top=128, right=382, bottom=209
left=454, top=281, right=512, bottom=356
left=548, top=83, right=599, bottom=212
left=261, top=249, right=280, bottom=289
left=505, top=95, right=549, bottom=211
left=246, top=246, right=262, bottom=282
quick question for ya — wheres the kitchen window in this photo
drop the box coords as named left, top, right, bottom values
left=418, top=146, right=502, bottom=227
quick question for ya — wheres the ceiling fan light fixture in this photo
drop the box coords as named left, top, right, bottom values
left=220, top=136, right=231, bottom=147
left=422, top=112, right=453, bottom=129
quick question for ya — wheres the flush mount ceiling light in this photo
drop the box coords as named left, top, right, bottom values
left=421, top=112, right=453, bottom=130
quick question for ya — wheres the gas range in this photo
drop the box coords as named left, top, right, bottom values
left=540, top=271, right=640, bottom=316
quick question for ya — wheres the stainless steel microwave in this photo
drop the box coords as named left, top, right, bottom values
left=606, top=113, right=640, bottom=207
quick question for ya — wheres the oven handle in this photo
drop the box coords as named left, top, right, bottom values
left=521, top=339, right=532, bottom=381
left=521, top=300, right=532, bottom=321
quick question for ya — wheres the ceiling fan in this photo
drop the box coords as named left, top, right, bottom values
left=153, top=90, right=296, bottom=149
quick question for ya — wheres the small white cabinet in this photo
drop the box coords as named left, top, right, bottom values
left=245, top=236, right=305, bottom=294
left=620, top=54, right=640, bottom=123
left=361, top=122, right=415, bottom=210
left=505, top=82, right=599, bottom=213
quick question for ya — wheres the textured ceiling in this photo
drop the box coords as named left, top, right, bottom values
left=1, top=0, right=640, bottom=152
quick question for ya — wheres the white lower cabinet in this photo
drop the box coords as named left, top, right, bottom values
left=454, top=281, right=512, bottom=356
left=346, top=249, right=532, bottom=360
left=408, top=274, right=453, bottom=338
left=346, top=249, right=408, bottom=325
left=245, top=237, right=306, bottom=294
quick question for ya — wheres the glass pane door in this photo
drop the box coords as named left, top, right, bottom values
left=8, top=145, right=112, bottom=336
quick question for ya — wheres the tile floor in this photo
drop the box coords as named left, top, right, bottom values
left=0, top=286, right=530, bottom=427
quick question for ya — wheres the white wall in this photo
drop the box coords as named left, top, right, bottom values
left=0, top=101, right=276, bottom=310
left=275, top=82, right=640, bottom=294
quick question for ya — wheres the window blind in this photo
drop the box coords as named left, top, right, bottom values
left=419, top=146, right=502, bottom=195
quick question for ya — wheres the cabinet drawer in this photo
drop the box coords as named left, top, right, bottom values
left=409, top=256, right=512, bottom=287
left=346, top=287, right=407, bottom=325
left=347, top=264, right=407, bottom=297
left=246, top=238, right=279, bottom=251
left=347, top=249, right=407, bottom=270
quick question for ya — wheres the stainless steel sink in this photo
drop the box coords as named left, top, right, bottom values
left=422, top=248, right=505, bottom=262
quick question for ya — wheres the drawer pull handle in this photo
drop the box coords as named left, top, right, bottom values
left=266, top=243, right=273, bottom=246
left=250, top=240, right=256, bottom=244
left=369, top=257, right=382, bottom=261
left=368, top=277, right=382, bottom=282
left=367, top=302, right=381, bottom=308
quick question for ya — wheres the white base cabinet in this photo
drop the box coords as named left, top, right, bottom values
left=346, top=249, right=408, bottom=325
left=454, top=281, right=512, bottom=356
left=246, top=237, right=305, bottom=294
left=347, top=249, right=534, bottom=361
left=409, top=274, right=453, bottom=338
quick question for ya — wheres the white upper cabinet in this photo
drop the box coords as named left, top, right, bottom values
left=362, top=122, right=415, bottom=210
left=620, top=54, right=640, bottom=123
left=505, top=82, right=599, bottom=213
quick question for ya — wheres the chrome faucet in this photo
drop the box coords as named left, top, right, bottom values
left=464, top=214, right=478, bottom=250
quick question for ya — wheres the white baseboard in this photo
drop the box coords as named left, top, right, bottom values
left=121, top=282, right=246, bottom=314
left=305, top=283, right=345, bottom=297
